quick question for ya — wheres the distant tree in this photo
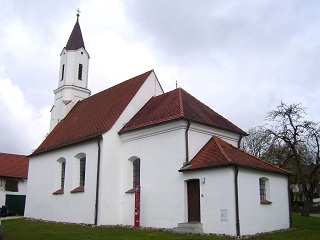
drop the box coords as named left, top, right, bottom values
left=240, top=126, right=272, bottom=158
left=240, top=126, right=291, bottom=167
left=241, top=102, right=320, bottom=216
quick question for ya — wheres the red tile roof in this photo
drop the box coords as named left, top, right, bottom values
left=31, top=70, right=153, bottom=156
left=120, top=88, right=247, bottom=135
left=180, top=137, right=291, bottom=175
left=0, top=153, right=29, bottom=179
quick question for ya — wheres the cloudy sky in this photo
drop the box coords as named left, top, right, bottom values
left=0, top=0, right=319, bottom=155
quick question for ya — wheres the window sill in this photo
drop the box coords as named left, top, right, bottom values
left=125, top=188, right=135, bottom=194
left=52, top=189, right=64, bottom=195
left=260, top=200, right=272, bottom=205
left=70, top=186, right=84, bottom=193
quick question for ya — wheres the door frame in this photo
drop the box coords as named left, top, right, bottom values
left=186, top=179, right=201, bottom=223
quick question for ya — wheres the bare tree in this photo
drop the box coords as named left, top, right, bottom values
left=265, top=102, right=320, bottom=216
left=240, top=126, right=272, bottom=158
left=240, top=127, right=291, bottom=167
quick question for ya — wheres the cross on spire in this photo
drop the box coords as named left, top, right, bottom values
left=76, top=8, right=81, bottom=19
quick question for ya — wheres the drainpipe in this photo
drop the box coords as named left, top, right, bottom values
left=234, top=166, right=240, bottom=237
left=94, top=139, right=101, bottom=225
left=185, top=121, right=191, bottom=165
left=288, top=175, right=292, bottom=228
left=238, top=135, right=243, bottom=149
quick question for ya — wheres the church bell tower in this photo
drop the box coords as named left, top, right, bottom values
left=50, top=12, right=91, bottom=130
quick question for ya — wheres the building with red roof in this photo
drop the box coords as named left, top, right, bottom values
left=25, top=14, right=291, bottom=237
left=0, top=152, right=29, bottom=216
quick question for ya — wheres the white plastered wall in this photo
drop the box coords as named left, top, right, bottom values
left=120, top=121, right=187, bottom=228
left=120, top=122, right=238, bottom=235
left=96, top=71, right=163, bottom=225
left=188, top=123, right=241, bottom=160
left=58, top=48, right=90, bottom=89
left=237, top=168, right=290, bottom=235
left=181, top=168, right=238, bottom=236
left=25, top=140, right=99, bottom=224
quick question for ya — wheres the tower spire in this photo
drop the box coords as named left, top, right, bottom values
left=65, top=10, right=85, bottom=50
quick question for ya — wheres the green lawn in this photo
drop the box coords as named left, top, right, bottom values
left=2, top=213, right=320, bottom=240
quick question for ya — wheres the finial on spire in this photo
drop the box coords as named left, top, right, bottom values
left=76, top=8, right=81, bottom=19
left=176, top=80, right=178, bottom=89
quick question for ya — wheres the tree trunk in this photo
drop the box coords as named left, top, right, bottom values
left=301, top=192, right=312, bottom=216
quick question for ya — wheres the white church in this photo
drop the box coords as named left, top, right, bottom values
left=25, top=14, right=292, bottom=237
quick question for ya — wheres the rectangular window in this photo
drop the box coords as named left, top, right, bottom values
left=78, top=64, right=83, bottom=80
left=133, top=158, right=140, bottom=188
left=5, top=179, right=18, bottom=192
left=80, top=157, right=86, bottom=186
left=259, top=178, right=266, bottom=200
left=61, top=161, right=66, bottom=189
left=61, top=64, right=65, bottom=80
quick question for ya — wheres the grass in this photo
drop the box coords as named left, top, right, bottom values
left=2, top=219, right=232, bottom=240
left=2, top=213, right=320, bottom=240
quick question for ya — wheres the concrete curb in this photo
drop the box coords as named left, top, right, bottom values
left=1, top=216, right=23, bottom=221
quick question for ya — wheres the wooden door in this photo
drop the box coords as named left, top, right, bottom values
left=187, top=179, right=200, bottom=222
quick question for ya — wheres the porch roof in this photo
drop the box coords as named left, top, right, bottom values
left=180, top=137, right=291, bottom=175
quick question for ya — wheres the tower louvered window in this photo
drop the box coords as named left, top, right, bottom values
left=61, top=64, right=65, bottom=80
left=78, top=64, right=83, bottom=80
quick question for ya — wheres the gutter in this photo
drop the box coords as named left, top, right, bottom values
left=234, top=166, right=240, bottom=237
left=185, top=121, right=191, bottom=165
left=94, top=139, right=101, bottom=225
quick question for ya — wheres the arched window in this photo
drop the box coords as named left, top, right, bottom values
left=53, top=157, right=66, bottom=195
left=79, top=156, right=86, bottom=186
left=259, top=177, right=271, bottom=204
left=133, top=158, right=140, bottom=188
left=61, top=161, right=66, bottom=189
left=126, top=157, right=140, bottom=193
left=71, top=153, right=86, bottom=193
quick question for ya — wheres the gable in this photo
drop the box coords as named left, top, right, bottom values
left=0, top=153, right=29, bottom=178
left=119, top=88, right=247, bottom=135
left=180, top=137, right=291, bottom=175
left=31, top=70, right=154, bottom=156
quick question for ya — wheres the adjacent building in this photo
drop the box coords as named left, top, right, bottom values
left=0, top=153, right=29, bottom=216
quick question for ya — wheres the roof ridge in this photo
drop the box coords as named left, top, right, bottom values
left=233, top=142, right=292, bottom=174
left=93, top=70, right=153, bottom=97
left=178, top=88, right=185, bottom=116
left=213, top=137, right=233, bottom=163
left=216, top=137, right=292, bottom=174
